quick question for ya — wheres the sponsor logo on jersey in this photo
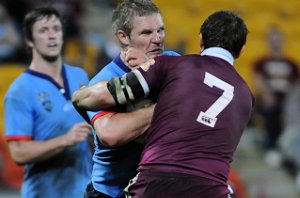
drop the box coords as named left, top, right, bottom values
left=197, top=112, right=217, bottom=127
left=38, top=92, right=52, bottom=112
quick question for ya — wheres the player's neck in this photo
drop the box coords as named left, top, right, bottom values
left=29, top=54, right=63, bottom=82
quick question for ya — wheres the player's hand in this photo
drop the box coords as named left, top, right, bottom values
left=63, top=122, right=92, bottom=146
left=121, top=48, right=149, bottom=69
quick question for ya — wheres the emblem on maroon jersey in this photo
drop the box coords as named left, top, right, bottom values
left=140, top=58, right=155, bottom=71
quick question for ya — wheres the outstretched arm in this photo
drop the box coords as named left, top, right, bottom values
left=72, top=57, right=155, bottom=112
left=72, top=66, right=153, bottom=112
left=72, top=80, right=116, bottom=111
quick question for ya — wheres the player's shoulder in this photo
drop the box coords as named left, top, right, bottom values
left=9, top=70, right=32, bottom=88
left=64, top=64, right=89, bottom=82
left=5, top=72, right=32, bottom=98
left=157, top=53, right=199, bottom=62
left=98, top=61, right=118, bottom=75
left=162, top=50, right=181, bottom=56
left=89, top=68, right=114, bottom=84
left=63, top=64, right=87, bottom=74
left=90, top=61, right=121, bottom=84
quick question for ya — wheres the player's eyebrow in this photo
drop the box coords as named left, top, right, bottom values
left=140, top=26, right=165, bottom=35
left=140, top=29, right=153, bottom=34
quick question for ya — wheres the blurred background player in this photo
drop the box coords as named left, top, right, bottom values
left=0, top=3, right=23, bottom=63
left=4, top=6, right=92, bottom=198
left=253, top=25, right=299, bottom=167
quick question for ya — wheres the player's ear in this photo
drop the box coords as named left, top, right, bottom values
left=115, top=30, right=130, bottom=47
left=199, top=33, right=204, bottom=52
left=25, top=38, right=34, bottom=48
left=236, top=45, right=245, bottom=59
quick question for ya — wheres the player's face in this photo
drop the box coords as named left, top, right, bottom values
left=128, top=13, right=165, bottom=59
left=30, top=15, right=63, bottom=61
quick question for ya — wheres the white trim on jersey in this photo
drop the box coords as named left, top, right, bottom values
left=132, top=70, right=150, bottom=97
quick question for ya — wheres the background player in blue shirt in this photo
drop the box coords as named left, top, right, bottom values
left=4, top=6, right=92, bottom=198
left=73, top=10, right=254, bottom=197
left=73, top=1, right=179, bottom=198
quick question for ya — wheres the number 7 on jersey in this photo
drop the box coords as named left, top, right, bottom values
left=197, top=72, right=234, bottom=127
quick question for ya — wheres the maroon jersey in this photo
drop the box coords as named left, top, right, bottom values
left=254, top=57, right=299, bottom=100
left=136, top=54, right=254, bottom=184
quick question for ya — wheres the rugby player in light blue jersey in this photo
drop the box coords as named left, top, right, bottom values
left=4, top=6, right=92, bottom=198
left=74, top=1, right=179, bottom=198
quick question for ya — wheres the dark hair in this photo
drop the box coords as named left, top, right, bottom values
left=112, top=0, right=161, bottom=37
left=23, top=6, right=63, bottom=42
left=200, top=10, right=248, bottom=58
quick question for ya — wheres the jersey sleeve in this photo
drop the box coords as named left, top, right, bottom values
left=78, top=68, right=90, bottom=85
left=4, top=89, right=33, bottom=141
left=136, top=57, right=166, bottom=100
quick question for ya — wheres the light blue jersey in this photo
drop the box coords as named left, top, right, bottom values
left=4, top=64, right=93, bottom=198
left=87, top=51, right=180, bottom=197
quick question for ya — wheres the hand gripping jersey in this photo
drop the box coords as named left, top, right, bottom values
left=87, top=50, right=180, bottom=197
left=4, top=65, right=92, bottom=198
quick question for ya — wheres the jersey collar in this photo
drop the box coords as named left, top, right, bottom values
left=201, top=47, right=234, bottom=66
left=113, top=54, right=131, bottom=72
left=25, top=65, right=71, bottom=100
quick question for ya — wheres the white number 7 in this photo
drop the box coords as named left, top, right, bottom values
left=197, top=72, right=234, bottom=127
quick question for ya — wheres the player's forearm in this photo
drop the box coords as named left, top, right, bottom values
left=93, top=105, right=155, bottom=147
left=72, top=80, right=116, bottom=110
left=8, top=136, right=69, bottom=165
